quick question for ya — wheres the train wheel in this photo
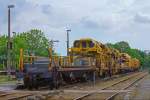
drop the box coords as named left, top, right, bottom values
left=82, top=73, right=88, bottom=82
left=70, top=72, right=76, bottom=83
left=23, top=77, right=28, bottom=88
left=23, top=76, right=33, bottom=90
left=49, top=82, right=54, bottom=90
left=55, top=81, right=59, bottom=89
left=34, top=75, right=40, bottom=89
left=87, top=71, right=94, bottom=81
left=27, top=78, right=33, bottom=90
left=54, top=78, right=59, bottom=89
left=53, top=73, right=61, bottom=89
left=102, top=72, right=106, bottom=78
left=108, top=70, right=112, bottom=77
left=34, top=79, right=39, bottom=90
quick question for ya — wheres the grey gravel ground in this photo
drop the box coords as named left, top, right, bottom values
left=132, top=74, right=150, bottom=100
left=0, top=83, right=17, bottom=91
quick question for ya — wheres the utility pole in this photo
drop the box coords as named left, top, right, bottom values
left=49, top=39, right=59, bottom=63
left=12, top=32, right=16, bottom=69
left=66, top=29, right=71, bottom=56
left=49, top=40, right=59, bottom=50
left=7, top=5, right=14, bottom=76
left=49, top=40, right=59, bottom=89
left=49, top=39, right=59, bottom=66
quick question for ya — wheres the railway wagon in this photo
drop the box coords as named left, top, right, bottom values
left=134, top=58, right=140, bottom=70
left=130, top=58, right=140, bottom=71
left=17, top=38, right=140, bottom=89
left=119, top=53, right=132, bottom=72
left=109, top=48, right=121, bottom=75
left=18, top=48, right=55, bottom=89
left=70, top=38, right=120, bottom=77
left=70, top=38, right=140, bottom=77
left=119, top=53, right=140, bottom=72
left=18, top=48, right=61, bottom=89
left=17, top=48, right=95, bottom=89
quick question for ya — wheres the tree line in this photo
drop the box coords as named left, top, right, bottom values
left=0, top=29, right=51, bottom=70
left=0, top=29, right=150, bottom=70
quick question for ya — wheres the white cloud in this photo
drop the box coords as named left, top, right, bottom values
left=134, top=13, right=150, bottom=24
left=1, top=0, right=150, bottom=54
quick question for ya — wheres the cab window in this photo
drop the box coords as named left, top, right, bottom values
left=74, top=41, right=80, bottom=47
left=89, top=41, right=94, bottom=48
left=82, top=41, right=87, bottom=48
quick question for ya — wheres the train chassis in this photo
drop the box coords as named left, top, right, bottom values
left=22, top=67, right=96, bottom=90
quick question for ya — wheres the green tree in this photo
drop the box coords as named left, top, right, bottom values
left=0, top=35, right=7, bottom=69
left=0, top=29, right=51, bottom=69
left=18, top=29, right=50, bottom=56
left=106, top=41, right=149, bottom=68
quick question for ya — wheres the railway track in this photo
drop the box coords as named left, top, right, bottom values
left=45, top=71, right=146, bottom=100
left=59, top=72, right=137, bottom=90
left=0, top=72, right=147, bottom=100
left=0, top=89, right=51, bottom=100
left=72, top=72, right=147, bottom=100
left=105, top=72, right=147, bottom=100
left=0, top=91, right=34, bottom=100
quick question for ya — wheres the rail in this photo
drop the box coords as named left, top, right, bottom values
left=105, top=73, right=147, bottom=100
left=73, top=72, right=147, bottom=100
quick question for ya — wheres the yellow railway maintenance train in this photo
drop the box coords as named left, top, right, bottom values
left=17, top=38, right=140, bottom=89
left=70, top=38, right=140, bottom=77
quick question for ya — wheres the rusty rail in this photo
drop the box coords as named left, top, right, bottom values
left=105, top=73, right=147, bottom=100
left=8, top=94, right=33, bottom=100
left=73, top=72, right=145, bottom=100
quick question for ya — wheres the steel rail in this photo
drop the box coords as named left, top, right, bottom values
left=105, top=73, right=148, bottom=100
left=0, top=93, right=15, bottom=97
left=73, top=72, right=144, bottom=100
left=8, top=94, right=33, bottom=100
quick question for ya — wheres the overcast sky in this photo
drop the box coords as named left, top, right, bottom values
left=0, top=0, right=150, bottom=55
